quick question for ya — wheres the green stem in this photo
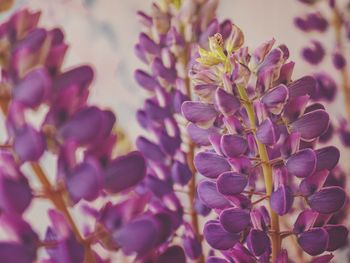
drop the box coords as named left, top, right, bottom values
left=237, top=85, right=280, bottom=262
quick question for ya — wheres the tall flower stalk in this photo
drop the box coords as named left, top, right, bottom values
left=182, top=24, right=348, bottom=262
left=134, top=0, right=228, bottom=261
left=0, top=9, right=146, bottom=263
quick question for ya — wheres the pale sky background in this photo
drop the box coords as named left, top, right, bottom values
left=0, top=0, right=349, bottom=261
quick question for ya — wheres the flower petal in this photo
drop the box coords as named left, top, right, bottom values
left=0, top=243, right=36, bottom=263
left=58, top=106, right=104, bottom=145
left=256, top=118, right=280, bottom=145
left=194, top=152, right=231, bottom=178
left=66, top=159, right=102, bottom=203
left=104, top=151, right=146, bottom=193
left=293, top=210, right=319, bottom=234
left=302, top=41, right=325, bottom=65
left=230, top=243, right=256, bottom=263
left=183, top=235, right=202, bottom=260
left=324, top=225, right=348, bottom=251
left=283, top=95, right=309, bottom=122
left=171, top=161, right=192, bottom=186
left=298, top=228, right=329, bottom=256
left=186, top=123, right=218, bottom=146
left=246, top=229, right=271, bottom=256
left=286, top=149, right=316, bottom=178
left=220, top=134, right=248, bottom=157
left=13, top=124, right=46, bottom=162
left=139, top=33, right=160, bottom=55
left=288, top=75, right=316, bottom=96
left=134, top=70, right=158, bottom=91
left=291, top=110, right=329, bottom=141
left=53, top=65, right=93, bottom=91
left=136, top=137, right=166, bottom=163
left=203, top=220, right=239, bottom=250
left=299, top=170, right=329, bottom=196
left=114, top=216, right=161, bottom=255
left=156, top=246, right=186, bottom=263
left=315, top=146, right=340, bottom=172
left=219, top=207, right=251, bottom=233
left=181, top=101, right=218, bottom=128
left=197, top=180, right=230, bottom=209
left=308, top=186, right=346, bottom=214
left=215, top=88, right=240, bottom=116
left=13, top=67, right=51, bottom=108
left=270, top=185, right=294, bottom=215
left=151, top=57, right=176, bottom=83
left=216, top=171, right=247, bottom=195
left=0, top=175, right=32, bottom=214
left=261, top=84, right=289, bottom=114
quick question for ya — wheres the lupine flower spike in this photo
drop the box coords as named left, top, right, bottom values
left=183, top=25, right=348, bottom=262
left=133, top=0, right=230, bottom=261
left=0, top=9, right=146, bottom=263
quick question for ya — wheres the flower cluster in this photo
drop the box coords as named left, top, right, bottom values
left=0, top=9, right=147, bottom=262
left=295, top=0, right=350, bottom=146
left=182, top=28, right=348, bottom=261
left=131, top=0, right=230, bottom=261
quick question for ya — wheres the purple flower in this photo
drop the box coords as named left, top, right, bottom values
left=298, top=228, right=329, bottom=255
left=302, top=40, right=325, bottom=65
left=294, top=12, right=328, bottom=32
left=132, top=0, right=230, bottom=260
left=332, top=52, right=346, bottom=70
left=0, top=214, right=38, bottom=263
left=0, top=9, right=149, bottom=263
left=219, top=207, right=251, bottom=233
left=183, top=23, right=347, bottom=261
left=307, top=186, right=346, bottom=214
left=204, top=220, right=239, bottom=250
left=270, top=185, right=294, bottom=215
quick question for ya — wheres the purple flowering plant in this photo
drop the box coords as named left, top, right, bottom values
left=0, top=1, right=348, bottom=263
left=133, top=0, right=228, bottom=262
left=182, top=26, right=348, bottom=262
left=0, top=9, right=148, bottom=263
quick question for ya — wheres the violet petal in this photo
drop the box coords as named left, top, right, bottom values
left=298, top=228, right=329, bottom=256
left=219, top=207, right=251, bottom=233
left=286, top=149, right=316, bottom=178
left=197, top=180, right=230, bottom=209
left=216, top=171, right=247, bottom=195
left=104, top=151, right=146, bottom=193
left=308, top=186, right=346, bottom=214
left=246, top=229, right=271, bottom=256
left=14, top=124, right=46, bottom=162
left=215, top=88, right=240, bottom=116
left=156, top=246, right=186, bottom=263
left=181, top=101, right=218, bottom=128
left=194, top=151, right=231, bottom=178
left=291, top=110, right=329, bottom=141
left=315, top=146, right=340, bottom=172
left=203, top=220, right=239, bottom=250
left=220, top=134, right=248, bottom=157
left=324, top=225, right=348, bottom=251
left=270, top=185, right=294, bottom=215
left=256, top=118, right=280, bottom=146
